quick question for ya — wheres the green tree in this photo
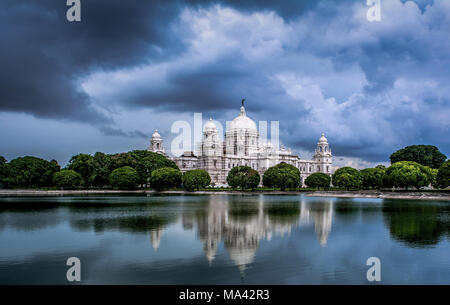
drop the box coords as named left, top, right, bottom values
left=262, top=162, right=301, bottom=190
left=436, top=160, right=450, bottom=189
left=109, top=152, right=137, bottom=171
left=133, top=151, right=178, bottom=186
left=426, top=167, right=438, bottom=188
left=89, top=152, right=112, bottom=188
left=360, top=167, right=386, bottom=189
left=304, top=173, right=331, bottom=189
left=183, top=169, right=211, bottom=191
left=0, top=156, right=10, bottom=188
left=149, top=167, right=182, bottom=191
left=67, top=154, right=94, bottom=187
left=227, top=166, right=260, bottom=190
left=109, top=166, right=141, bottom=190
left=390, top=145, right=447, bottom=169
left=332, top=167, right=362, bottom=190
left=384, top=161, right=431, bottom=190
left=5, top=156, right=60, bottom=188
left=53, top=170, right=84, bottom=189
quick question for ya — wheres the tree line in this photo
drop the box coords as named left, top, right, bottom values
left=0, top=145, right=448, bottom=191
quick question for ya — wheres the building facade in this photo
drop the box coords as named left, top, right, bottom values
left=149, top=104, right=332, bottom=186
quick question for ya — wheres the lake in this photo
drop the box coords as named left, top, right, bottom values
left=0, top=194, right=448, bottom=284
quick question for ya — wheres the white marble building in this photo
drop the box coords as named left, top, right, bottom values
left=149, top=104, right=332, bottom=186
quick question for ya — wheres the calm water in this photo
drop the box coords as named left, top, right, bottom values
left=0, top=194, right=448, bottom=284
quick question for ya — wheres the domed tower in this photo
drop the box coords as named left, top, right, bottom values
left=200, top=118, right=223, bottom=183
left=225, top=102, right=259, bottom=157
left=149, top=129, right=165, bottom=155
left=313, top=133, right=332, bottom=174
left=202, top=118, right=221, bottom=157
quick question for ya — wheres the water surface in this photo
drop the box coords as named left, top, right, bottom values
left=0, top=194, right=448, bottom=284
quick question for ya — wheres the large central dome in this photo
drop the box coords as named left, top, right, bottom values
left=228, top=106, right=257, bottom=132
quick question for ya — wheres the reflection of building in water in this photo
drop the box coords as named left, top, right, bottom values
left=182, top=214, right=194, bottom=230
left=186, top=196, right=334, bottom=275
left=197, top=199, right=228, bottom=265
left=311, top=201, right=333, bottom=246
left=297, top=199, right=334, bottom=246
left=150, top=228, right=164, bottom=251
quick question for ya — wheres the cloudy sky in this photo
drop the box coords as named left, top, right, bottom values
left=0, top=0, right=449, bottom=168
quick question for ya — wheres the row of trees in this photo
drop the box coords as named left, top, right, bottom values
left=0, top=145, right=448, bottom=191
left=223, top=161, right=447, bottom=191
left=146, top=144, right=448, bottom=191
left=326, top=160, right=449, bottom=190
left=0, top=150, right=181, bottom=190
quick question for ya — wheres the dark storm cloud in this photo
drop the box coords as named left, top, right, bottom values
left=1, top=0, right=449, bottom=164
left=0, top=0, right=327, bottom=121
left=0, top=0, right=182, bottom=124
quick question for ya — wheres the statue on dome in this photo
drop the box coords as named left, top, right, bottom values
left=241, top=98, right=245, bottom=107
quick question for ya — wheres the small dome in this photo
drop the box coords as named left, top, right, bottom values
left=204, top=118, right=217, bottom=132
left=152, top=129, right=161, bottom=139
left=228, top=106, right=257, bottom=132
left=318, top=133, right=328, bottom=143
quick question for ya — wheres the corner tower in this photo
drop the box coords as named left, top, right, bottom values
left=313, top=133, right=332, bottom=174
left=149, top=129, right=166, bottom=155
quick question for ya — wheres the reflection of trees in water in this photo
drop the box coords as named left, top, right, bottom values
left=382, top=200, right=449, bottom=248
left=68, top=199, right=181, bottom=250
left=305, top=201, right=333, bottom=247
left=185, top=196, right=334, bottom=278
left=333, top=200, right=361, bottom=223
left=71, top=215, right=172, bottom=234
left=0, top=200, right=62, bottom=231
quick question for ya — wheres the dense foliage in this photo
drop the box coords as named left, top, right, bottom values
left=390, top=145, right=447, bottom=169
left=67, top=154, right=94, bottom=186
left=436, top=160, right=450, bottom=189
left=1, top=144, right=447, bottom=191
left=109, top=166, right=141, bottom=190
left=332, top=167, right=362, bottom=190
left=132, top=150, right=178, bottom=185
left=384, top=161, right=435, bottom=189
left=89, top=152, right=112, bottom=187
left=227, top=166, right=260, bottom=190
left=150, top=167, right=182, bottom=191
left=304, top=173, right=331, bottom=189
left=183, top=169, right=211, bottom=191
left=66, top=150, right=178, bottom=188
left=262, top=162, right=301, bottom=190
left=0, top=156, right=10, bottom=188
left=53, top=170, right=84, bottom=189
left=3, top=156, right=60, bottom=188
left=360, top=167, right=386, bottom=189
